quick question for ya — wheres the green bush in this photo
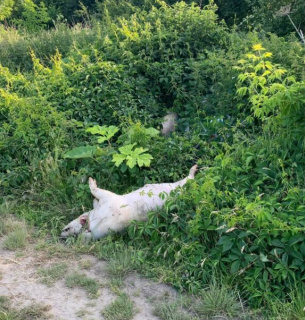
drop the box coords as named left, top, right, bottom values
left=125, top=46, right=305, bottom=307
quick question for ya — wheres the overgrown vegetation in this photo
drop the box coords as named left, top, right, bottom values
left=1, top=0, right=305, bottom=318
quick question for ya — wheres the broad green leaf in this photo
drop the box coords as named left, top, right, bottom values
left=112, top=153, right=127, bottom=167
left=86, top=125, right=119, bottom=143
left=97, top=136, right=108, bottom=143
left=300, top=243, right=305, bottom=257
left=246, top=156, right=254, bottom=167
left=105, top=125, right=120, bottom=139
left=126, top=155, right=137, bottom=169
left=230, top=260, right=240, bottom=274
left=130, top=147, right=149, bottom=158
left=86, top=125, right=108, bottom=135
left=144, top=127, right=159, bottom=137
left=64, top=146, right=97, bottom=159
left=112, top=144, right=152, bottom=168
left=136, top=152, right=153, bottom=167
left=118, top=143, right=136, bottom=155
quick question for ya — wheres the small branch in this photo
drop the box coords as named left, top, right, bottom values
left=238, top=291, right=245, bottom=313
left=0, top=257, right=22, bottom=265
left=287, top=14, right=305, bottom=44
left=199, top=0, right=203, bottom=10
left=275, top=5, right=304, bottom=44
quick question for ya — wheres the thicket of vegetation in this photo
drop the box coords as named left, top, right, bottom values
left=1, top=0, right=305, bottom=318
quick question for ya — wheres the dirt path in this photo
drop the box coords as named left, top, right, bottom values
left=0, top=237, right=179, bottom=320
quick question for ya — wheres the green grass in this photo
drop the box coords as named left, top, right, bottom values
left=79, top=259, right=93, bottom=270
left=105, top=248, right=136, bottom=281
left=34, top=240, right=74, bottom=259
left=193, top=280, right=243, bottom=319
left=65, top=273, right=100, bottom=298
left=0, top=23, right=97, bottom=71
left=0, top=296, right=50, bottom=320
left=37, top=262, right=68, bottom=286
left=265, top=290, right=305, bottom=320
left=3, top=221, right=28, bottom=250
left=0, top=202, right=17, bottom=236
left=17, top=304, right=51, bottom=320
left=101, top=293, right=137, bottom=320
left=0, top=217, right=15, bottom=237
left=153, top=302, right=198, bottom=320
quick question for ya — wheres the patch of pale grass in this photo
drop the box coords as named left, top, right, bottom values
left=79, top=259, right=93, bottom=269
left=154, top=302, right=198, bottom=320
left=105, top=249, right=135, bottom=281
left=0, top=216, right=22, bottom=237
left=65, top=273, right=100, bottom=298
left=17, top=303, right=51, bottom=320
left=153, top=296, right=199, bottom=320
left=37, top=262, right=68, bottom=286
left=0, top=296, right=50, bottom=320
left=109, top=278, right=124, bottom=292
left=0, top=200, right=16, bottom=215
left=266, top=290, right=305, bottom=320
left=3, top=220, right=28, bottom=250
left=194, top=279, right=243, bottom=319
left=101, top=293, right=137, bottom=320
left=75, top=309, right=89, bottom=317
left=34, top=240, right=73, bottom=258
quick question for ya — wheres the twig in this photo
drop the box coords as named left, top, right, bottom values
left=238, top=291, right=245, bottom=313
left=199, top=0, right=203, bottom=10
left=275, top=5, right=305, bottom=44
left=287, top=14, right=305, bottom=44
left=0, top=257, right=22, bottom=265
left=3, top=286, right=19, bottom=302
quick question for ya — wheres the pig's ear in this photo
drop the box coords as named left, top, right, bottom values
left=80, top=216, right=88, bottom=225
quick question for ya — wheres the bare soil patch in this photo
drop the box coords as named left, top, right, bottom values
left=0, top=237, right=181, bottom=320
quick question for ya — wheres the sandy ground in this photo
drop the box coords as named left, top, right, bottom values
left=0, top=237, right=179, bottom=320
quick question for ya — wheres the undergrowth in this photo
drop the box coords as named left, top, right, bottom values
left=1, top=1, right=305, bottom=317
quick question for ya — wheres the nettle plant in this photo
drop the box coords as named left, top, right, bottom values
left=64, top=123, right=157, bottom=170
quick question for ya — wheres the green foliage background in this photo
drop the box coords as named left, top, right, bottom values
left=1, top=0, right=305, bottom=316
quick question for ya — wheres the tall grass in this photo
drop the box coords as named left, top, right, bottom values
left=0, top=22, right=99, bottom=71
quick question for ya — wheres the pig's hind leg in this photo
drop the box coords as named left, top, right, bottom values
left=88, top=177, right=118, bottom=202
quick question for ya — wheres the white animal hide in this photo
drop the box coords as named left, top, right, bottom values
left=61, top=165, right=197, bottom=240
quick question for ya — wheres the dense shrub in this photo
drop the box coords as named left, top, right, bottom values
left=125, top=46, right=305, bottom=307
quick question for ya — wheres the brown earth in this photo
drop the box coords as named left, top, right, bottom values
left=0, top=237, right=180, bottom=320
